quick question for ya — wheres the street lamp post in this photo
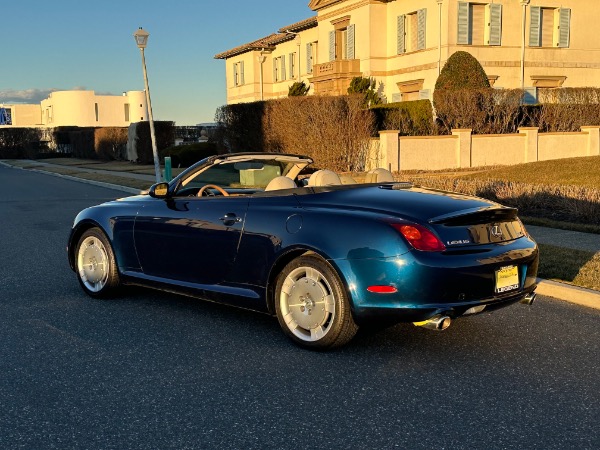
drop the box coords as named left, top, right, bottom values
left=520, top=1, right=530, bottom=90
left=133, top=27, right=161, bottom=183
left=437, top=0, right=443, bottom=75
left=258, top=52, right=266, bottom=101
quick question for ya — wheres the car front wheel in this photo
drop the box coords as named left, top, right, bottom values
left=275, top=255, right=358, bottom=349
left=75, top=227, right=120, bottom=298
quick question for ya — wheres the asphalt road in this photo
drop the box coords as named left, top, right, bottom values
left=1, top=166, right=599, bottom=450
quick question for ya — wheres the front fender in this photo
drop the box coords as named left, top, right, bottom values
left=67, top=205, right=139, bottom=273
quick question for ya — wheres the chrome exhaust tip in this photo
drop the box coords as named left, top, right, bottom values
left=520, top=292, right=536, bottom=306
left=413, top=315, right=452, bottom=331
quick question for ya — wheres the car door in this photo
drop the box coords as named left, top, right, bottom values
left=133, top=195, right=248, bottom=286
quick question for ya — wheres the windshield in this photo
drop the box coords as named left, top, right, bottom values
left=179, top=159, right=298, bottom=190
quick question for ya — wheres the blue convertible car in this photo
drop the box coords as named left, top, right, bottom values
left=68, top=153, right=538, bottom=349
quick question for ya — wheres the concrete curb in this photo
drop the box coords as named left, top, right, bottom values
left=536, top=279, right=600, bottom=310
left=2, top=160, right=599, bottom=310
left=0, top=161, right=142, bottom=195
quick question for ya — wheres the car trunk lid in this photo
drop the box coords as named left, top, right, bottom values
left=427, top=206, right=527, bottom=248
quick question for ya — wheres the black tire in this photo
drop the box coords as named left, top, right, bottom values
left=75, top=227, right=121, bottom=298
left=274, top=255, right=358, bottom=349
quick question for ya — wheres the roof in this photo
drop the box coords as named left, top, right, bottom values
left=214, top=16, right=317, bottom=60
left=278, top=16, right=318, bottom=33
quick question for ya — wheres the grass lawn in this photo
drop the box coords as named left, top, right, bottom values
left=538, top=244, right=600, bottom=291
left=460, top=156, right=600, bottom=188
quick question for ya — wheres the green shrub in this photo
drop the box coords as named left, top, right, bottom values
left=347, top=76, right=382, bottom=107
left=160, top=142, right=218, bottom=167
left=288, top=81, right=310, bottom=96
left=433, top=51, right=492, bottom=134
left=371, top=100, right=434, bottom=136
left=434, top=51, right=490, bottom=91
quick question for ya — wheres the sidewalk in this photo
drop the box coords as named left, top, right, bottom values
left=2, top=158, right=599, bottom=310
left=526, top=225, right=600, bottom=253
left=27, top=159, right=157, bottom=182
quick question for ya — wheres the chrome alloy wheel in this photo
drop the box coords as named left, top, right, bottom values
left=77, top=236, right=110, bottom=293
left=279, top=266, right=336, bottom=342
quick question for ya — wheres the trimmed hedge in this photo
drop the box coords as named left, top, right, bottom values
left=216, top=96, right=375, bottom=171
left=371, top=100, right=434, bottom=136
left=69, top=128, right=96, bottom=158
left=95, top=127, right=128, bottom=160
left=435, top=51, right=490, bottom=91
left=214, top=102, right=267, bottom=153
left=130, top=121, right=176, bottom=164
left=0, top=128, right=43, bottom=158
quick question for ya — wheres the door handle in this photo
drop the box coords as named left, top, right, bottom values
left=219, top=213, right=242, bottom=226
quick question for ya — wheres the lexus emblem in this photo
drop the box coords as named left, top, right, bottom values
left=490, top=224, right=503, bottom=239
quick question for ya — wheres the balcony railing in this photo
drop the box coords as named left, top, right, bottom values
left=311, top=59, right=362, bottom=95
left=314, top=59, right=360, bottom=77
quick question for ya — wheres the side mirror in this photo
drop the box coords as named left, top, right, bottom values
left=149, top=182, right=170, bottom=198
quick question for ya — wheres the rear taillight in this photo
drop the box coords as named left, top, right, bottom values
left=391, top=223, right=446, bottom=252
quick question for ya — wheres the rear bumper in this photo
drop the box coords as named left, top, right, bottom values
left=351, top=285, right=536, bottom=324
left=331, top=237, right=539, bottom=324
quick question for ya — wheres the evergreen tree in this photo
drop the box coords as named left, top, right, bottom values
left=347, top=76, right=382, bottom=107
left=288, top=81, right=310, bottom=96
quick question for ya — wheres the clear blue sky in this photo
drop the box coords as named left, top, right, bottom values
left=1, top=0, right=312, bottom=125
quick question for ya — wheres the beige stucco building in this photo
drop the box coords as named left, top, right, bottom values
left=1, top=90, right=147, bottom=128
left=215, top=0, right=600, bottom=104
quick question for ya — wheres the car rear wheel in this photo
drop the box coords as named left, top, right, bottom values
left=75, top=227, right=120, bottom=298
left=275, top=255, right=358, bottom=349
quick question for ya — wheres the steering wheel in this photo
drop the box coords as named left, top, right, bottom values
left=197, top=184, right=230, bottom=197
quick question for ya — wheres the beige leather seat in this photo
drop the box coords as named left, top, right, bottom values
left=339, top=174, right=357, bottom=185
left=365, top=168, right=395, bottom=183
left=265, top=176, right=296, bottom=191
left=307, top=169, right=342, bottom=187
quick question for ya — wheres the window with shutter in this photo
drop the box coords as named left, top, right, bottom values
left=347, top=24, right=355, bottom=59
left=417, top=9, right=427, bottom=50
left=397, top=15, right=406, bottom=54
left=329, top=31, right=335, bottom=61
left=240, top=61, right=245, bottom=85
left=529, top=6, right=541, bottom=47
left=457, top=2, right=470, bottom=45
left=281, top=56, right=286, bottom=81
left=399, top=10, right=424, bottom=53
left=488, top=3, right=502, bottom=46
left=558, top=8, right=570, bottom=48
left=306, top=43, right=313, bottom=74
left=458, top=2, right=501, bottom=46
left=289, top=53, right=295, bottom=79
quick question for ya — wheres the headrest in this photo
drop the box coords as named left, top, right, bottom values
left=365, top=168, right=395, bottom=183
left=307, top=169, right=341, bottom=187
left=265, top=176, right=296, bottom=191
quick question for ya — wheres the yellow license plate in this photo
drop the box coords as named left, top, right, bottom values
left=495, top=265, right=519, bottom=293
